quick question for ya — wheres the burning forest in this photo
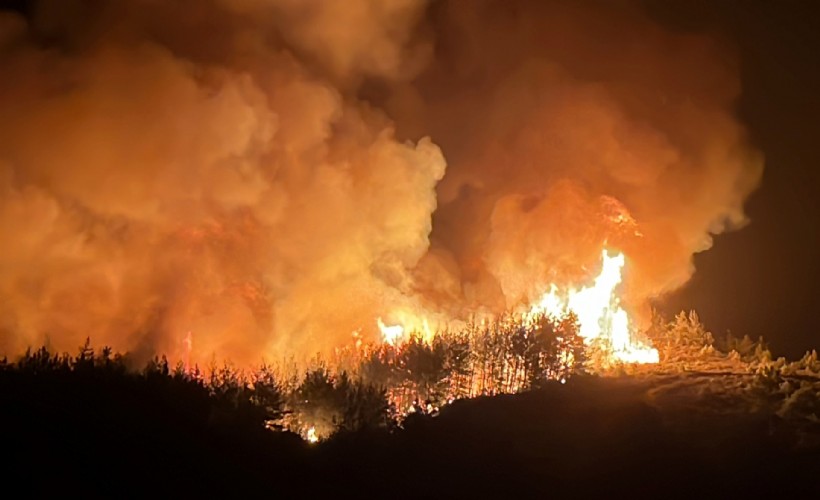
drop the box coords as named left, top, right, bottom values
left=1, top=0, right=819, bottom=496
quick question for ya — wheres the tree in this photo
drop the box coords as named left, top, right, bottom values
left=251, top=364, right=287, bottom=429
left=649, top=311, right=715, bottom=363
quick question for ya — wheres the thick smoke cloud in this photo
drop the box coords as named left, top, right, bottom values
left=385, top=0, right=762, bottom=321
left=0, top=0, right=761, bottom=364
left=0, top=0, right=443, bottom=363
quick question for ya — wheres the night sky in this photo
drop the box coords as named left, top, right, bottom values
left=649, top=0, right=820, bottom=358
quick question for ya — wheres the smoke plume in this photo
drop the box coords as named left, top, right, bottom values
left=0, top=0, right=761, bottom=364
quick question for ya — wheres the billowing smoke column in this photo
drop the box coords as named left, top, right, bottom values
left=0, top=0, right=444, bottom=362
left=0, top=0, right=761, bottom=365
left=388, top=0, right=763, bottom=322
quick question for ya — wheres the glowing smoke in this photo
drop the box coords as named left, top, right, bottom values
left=0, top=0, right=761, bottom=365
left=387, top=0, right=762, bottom=321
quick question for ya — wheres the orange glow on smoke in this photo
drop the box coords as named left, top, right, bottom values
left=0, top=0, right=761, bottom=369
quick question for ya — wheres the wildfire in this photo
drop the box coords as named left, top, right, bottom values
left=377, top=310, right=434, bottom=346
left=376, top=318, right=405, bottom=346
left=527, top=250, right=658, bottom=364
left=376, top=249, right=658, bottom=366
left=306, top=426, right=319, bottom=444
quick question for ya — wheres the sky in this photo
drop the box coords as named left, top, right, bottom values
left=0, top=0, right=816, bottom=361
left=648, top=0, right=820, bottom=358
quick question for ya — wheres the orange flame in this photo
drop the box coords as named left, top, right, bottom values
left=377, top=310, right=434, bottom=346
left=376, top=249, right=658, bottom=366
left=306, top=427, right=319, bottom=444
left=527, top=250, right=658, bottom=364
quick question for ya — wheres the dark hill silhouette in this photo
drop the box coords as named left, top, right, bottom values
left=3, top=355, right=819, bottom=497
left=313, top=376, right=819, bottom=497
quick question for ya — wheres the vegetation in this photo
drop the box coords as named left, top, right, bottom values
left=1, top=311, right=819, bottom=495
left=358, top=313, right=586, bottom=416
left=0, top=312, right=586, bottom=441
left=4, top=311, right=819, bottom=443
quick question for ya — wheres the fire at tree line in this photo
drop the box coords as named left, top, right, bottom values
left=3, top=311, right=819, bottom=444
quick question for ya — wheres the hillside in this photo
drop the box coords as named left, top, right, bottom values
left=4, top=368, right=818, bottom=497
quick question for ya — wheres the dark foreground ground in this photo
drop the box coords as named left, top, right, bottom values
left=4, top=373, right=819, bottom=498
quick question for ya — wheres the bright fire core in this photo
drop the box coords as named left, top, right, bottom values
left=378, top=250, right=659, bottom=365
left=526, top=250, right=659, bottom=364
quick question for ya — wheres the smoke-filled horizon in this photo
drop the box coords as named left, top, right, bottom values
left=0, top=0, right=761, bottom=365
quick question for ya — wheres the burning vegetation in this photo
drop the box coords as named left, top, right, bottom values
left=5, top=326, right=818, bottom=496
left=4, top=310, right=819, bottom=448
left=1, top=0, right=818, bottom=495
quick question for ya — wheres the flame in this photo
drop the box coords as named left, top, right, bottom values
left=376, top=318, right=405, bottom=346
left=374, top=249, right=657, bottom=365
left=306, top=426, right=319, bottom=444
left=527, top=250, right=658, bottom=364
left=377, top=310, right=434, bottom=345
